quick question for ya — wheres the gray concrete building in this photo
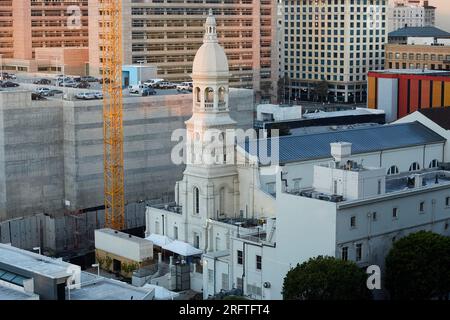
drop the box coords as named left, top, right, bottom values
left=0, top=89, right=253, bottom=252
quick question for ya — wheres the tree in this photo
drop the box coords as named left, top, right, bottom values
left=312, top=80, right=329, bottom=102
left=385, top=231, right=450, bottom=300
left=277, top=75, right=291, bottom=104
left=282, top=256, right=371, bottom=300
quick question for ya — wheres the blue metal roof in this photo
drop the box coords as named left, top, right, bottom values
left=240, top=122, right=445, bottom=164
left=388, top=26, right=450, bottom=38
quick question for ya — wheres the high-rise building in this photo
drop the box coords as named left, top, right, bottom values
left=88, top=0, right=279, bottom=99
left=281, top=0, right=387, bottom=104
left=0, top=0, right=89, bottom=74
left=388, top=0, right=436, bottom=32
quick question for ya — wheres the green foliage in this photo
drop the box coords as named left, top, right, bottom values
left=104, top=255, right=113, bottom=270
left=385, top=231, right=450, bottom=300
left=121, top=262, right=139, bottom=275
left=282, top=256, right=371, bottom=300
left=96, top=253, right=105, bottom=269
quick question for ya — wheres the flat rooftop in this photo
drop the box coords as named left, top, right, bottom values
left=386, top=170, right=450, bottom=193
left=96, top=228, right=151, bottom=245
left=70, top=274, right=153, bottom=300
left=0, top=244, right=74, bottom=280
left=0, top=285, right=37, bottom=300
left=370, top=69, right=450, bottom=76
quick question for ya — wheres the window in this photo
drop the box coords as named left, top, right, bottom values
left=350, top=216, right=356, bottom=228
left=208, top=269, right=214, bottom=283
left=356, top=243, right=362, bottom=262
left=341, top=247, right=348, bottom=261
left=219, top=187, right=225, bottom=215
left=387, top=165, right=399, bottom=175
left=429, top=159, right=439, bottom=168
left=372, top=212, right=377, bottom=221
left=155, top=221, right=160, bottom=234
left=237, top=250, right=243, bottom=265
left=221, top=273, right=229, bottom=290
left=194, top=233, right=200, bottom=249
left=409, top=162, right=420, bottom=172
left=236, top=277, right=243, bottom=290
left=393, top=207, right=398, bottom=219
left=419, top=201, right=425, bottom=213
left=193, top=187, right=200, bottom=214
left=266, top=182, right=275, bottom=195
left=173, top=226, right=178, bottom=240
left=256, top=255, right=262, bottom=270
left=446, top=197, right=450, bottom=207
left=377, top=180, right=382, bottom=195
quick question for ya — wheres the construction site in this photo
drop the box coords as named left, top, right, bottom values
left=0, top=88, right=253, bottom=260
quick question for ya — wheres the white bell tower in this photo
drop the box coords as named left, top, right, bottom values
left=176, top=10, right=240, bottom=251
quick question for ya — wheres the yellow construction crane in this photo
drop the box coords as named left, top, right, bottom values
left=101, top=0, right=125, bottom=230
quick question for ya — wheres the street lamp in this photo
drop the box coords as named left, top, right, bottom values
left=32, top=247, right=41, bottom=255
left=92, top=263, right=100, bottom=277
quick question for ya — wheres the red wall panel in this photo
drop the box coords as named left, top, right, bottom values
left=398, top=78, right=409, bottom=118
left=421, top=80, right=430, bottom=109
left=410, top=79, right=419, bottom=112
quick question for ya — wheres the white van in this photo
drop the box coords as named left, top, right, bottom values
left=128, top=84, right=147, bottom=94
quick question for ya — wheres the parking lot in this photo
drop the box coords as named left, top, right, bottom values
left=0, top=72, right=191, bottom=101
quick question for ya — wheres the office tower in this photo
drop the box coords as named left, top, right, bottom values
left=388, top=0, right=436, bottom=32
left=0, top=0, right=89, bottom=74
left=88, top=0, right=279, bottom=99
left=281, top=0, right=388, bottom=104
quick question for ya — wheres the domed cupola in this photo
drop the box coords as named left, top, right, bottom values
left=191, top=9, right=231, bottom=113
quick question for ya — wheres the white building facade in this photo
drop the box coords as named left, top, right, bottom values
left=388, top=0, right=436, bottom=32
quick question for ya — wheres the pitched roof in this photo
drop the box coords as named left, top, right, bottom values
left=240, top=122, right=445, bottom=164
left=389, top=26, right=450, bottom=38
left=419, top=107, right=450, bottom=130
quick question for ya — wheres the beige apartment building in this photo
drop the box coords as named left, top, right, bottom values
left=386, top=44, right=450, bottom=70
left=88, top=0, right=279, bottom=99
left=0, top=0, right=89, bottom=74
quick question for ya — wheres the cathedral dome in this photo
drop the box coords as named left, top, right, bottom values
left=192, top=11, right=229, bottom=76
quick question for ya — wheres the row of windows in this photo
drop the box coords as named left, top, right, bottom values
left=387, top=160, right=440, bottom=176
left=237, top=250, right=261, bottom=270
left=349, top=197, right=450, bottom=228
left=389, top=53, right=450, bottom=62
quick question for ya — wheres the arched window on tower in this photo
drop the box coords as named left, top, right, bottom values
left=195, top=87, right=201, bottom=103
left=218, top=87, right=226, bottom=110
left=193, top=187, right=200, bottom=215
left=205, top=87, right=214, bottom=105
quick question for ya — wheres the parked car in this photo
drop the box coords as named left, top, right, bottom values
left=156, top=81, right=176, bottom=89
left=75, top=92, right=96, bottom=100
left=31, top=92, right=46, bottom=100
left=1, top=81, right=19, bottom=88
left=176, top=82, right=193, bottom=92
left=142, top=87, right=156, bottom=96
left=58, top=79, right=77, bottom=87
left=35, top=87, right=52, bottom=96
left=33, top=78, right=52, bottom=85
left=48, top=89, right=63, bottom=96
left=143, top=78, right=164, bottom=88
left=1, top=72, right=16, bottom=80
left=75, top=81, right=90, bottom=88
left=56, top=76, right=70, bottom=82
left=93, top=92, right=103, bottom=99
left=81, top=76, right=98, bottom=82
left=72, top=76, right=82, bottom=83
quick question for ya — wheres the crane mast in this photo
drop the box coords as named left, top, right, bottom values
left=101, top=0, right=125, bottom=230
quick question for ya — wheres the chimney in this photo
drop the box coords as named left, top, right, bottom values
left=330, top=142, right=352, bottom=163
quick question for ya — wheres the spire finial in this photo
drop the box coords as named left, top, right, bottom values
left=204, top=9, right=218, bottom=43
